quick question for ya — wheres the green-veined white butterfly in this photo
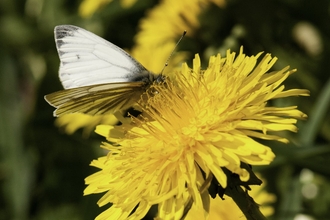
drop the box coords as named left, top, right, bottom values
left=45, top=25, right=164, bottom=116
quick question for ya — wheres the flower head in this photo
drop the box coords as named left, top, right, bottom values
left=135, top=0, right=225, bottom=47
left=84, top=48, right=309, bottom=219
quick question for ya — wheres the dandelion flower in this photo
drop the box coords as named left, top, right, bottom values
left=55, top=113, right=118, bottom=136
left=133, top=0, right=226, bottom=74
left=79, top=0, right=113, bottom=17
left=135, top=0, right=226, bottom=47
left=84, top=48, right=309, bottom=220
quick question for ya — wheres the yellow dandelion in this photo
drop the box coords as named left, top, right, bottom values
left=84, top=48, right=309, bottom=220
left=55, top=113, right=118, bottom=136
left=135, top=0, right=226, bottom=47
left=133, top=0, right=226, bottom=74
left=79, top=0, right=137, bottom=17
left=130, top=42, right=188, bottom=75
left=79, top=0, right=113, bottom=17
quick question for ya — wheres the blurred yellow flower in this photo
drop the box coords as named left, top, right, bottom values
left=79, top=0, right=137, bottom=17
left=84, top=48, right=308, bottom=219
left=79, top=0, right=112, bottom=17
left=130, top=41, right=188, bottom=75
left=135, top=0, right=226, bottom=47
left=55, top=113, right=118, bottom=137
left=133, top=0, right=226, bottom=76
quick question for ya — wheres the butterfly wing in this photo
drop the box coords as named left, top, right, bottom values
left=45, top=25, right=158, bottom=116
left=55, top=25, right=153, bottom=89
left=45, top=82, right=145, bottom=116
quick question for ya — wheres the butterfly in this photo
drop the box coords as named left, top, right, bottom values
left=45, top=25, right=163, bottom=116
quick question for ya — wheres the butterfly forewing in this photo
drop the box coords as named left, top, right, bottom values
left=45, top=82, right=145, bottom=116
left=55, top=25, right=152, bottom=89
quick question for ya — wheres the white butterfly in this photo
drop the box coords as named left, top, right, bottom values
left=45, top=25, right=162, bottom=116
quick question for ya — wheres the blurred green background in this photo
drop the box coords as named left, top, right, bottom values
left=0, top=0, right=329, bottom=220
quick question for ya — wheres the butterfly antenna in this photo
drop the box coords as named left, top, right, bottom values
left=160, top=30, right=187, bottom=75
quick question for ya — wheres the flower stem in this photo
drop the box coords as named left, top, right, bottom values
left=226, top=186, right=267, bottom=220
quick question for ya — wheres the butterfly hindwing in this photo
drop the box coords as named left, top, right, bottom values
left=45, top=82, right=146, bottom=116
